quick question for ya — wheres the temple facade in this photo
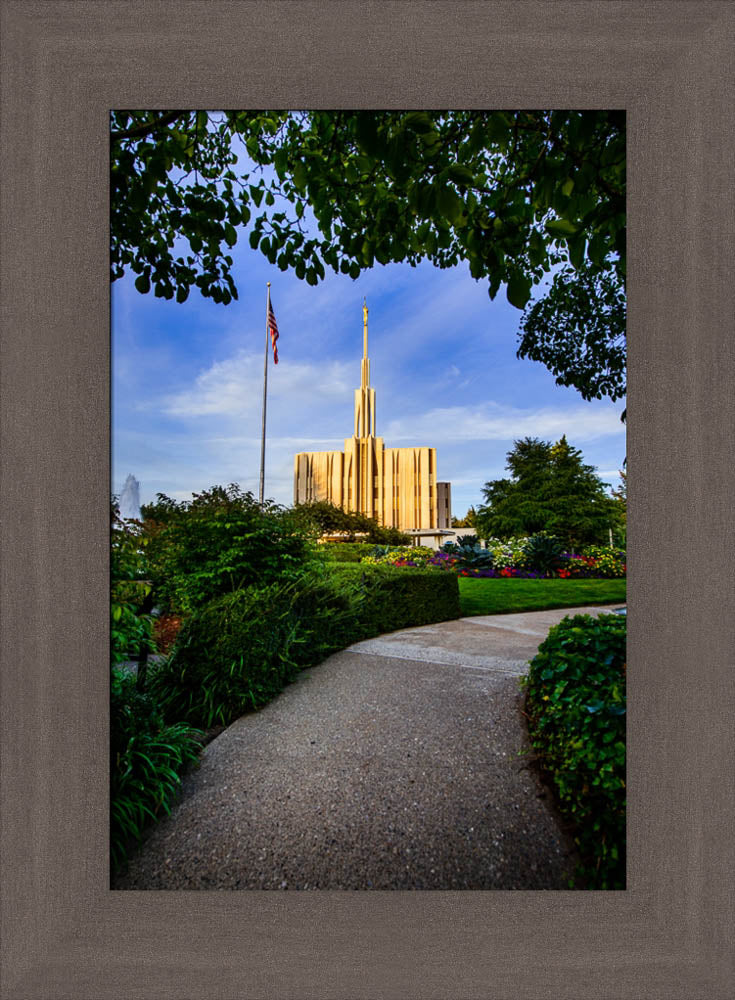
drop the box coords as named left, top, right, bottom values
left=294, top=301, right=452, bottom=540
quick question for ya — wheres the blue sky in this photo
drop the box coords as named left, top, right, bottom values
left=112, top=208, right=626, bottom=520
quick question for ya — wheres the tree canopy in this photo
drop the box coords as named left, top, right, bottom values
left=518, top=261, right=626, bottom=401
left=111, top=109, right=625, bottom=399
left=292, top=500, right=410, bottom=544
left=474, top=436, right=622, bottom=549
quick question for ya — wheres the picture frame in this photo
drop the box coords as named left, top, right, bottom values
left=1, top=1, right=733, bottom=996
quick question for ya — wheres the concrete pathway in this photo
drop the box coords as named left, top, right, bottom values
left=114, top=605, right=623, bottom=890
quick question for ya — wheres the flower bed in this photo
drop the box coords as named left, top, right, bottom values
left=362, top=542, right=625, bottom=580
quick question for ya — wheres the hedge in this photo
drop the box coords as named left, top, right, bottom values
left=522, top=612, right=626, bottom=889
left=320, top=542, right=383, bottom=562
left=332, top=562, right=461, bottom=635
left=150, top=564, right=460, bottom=729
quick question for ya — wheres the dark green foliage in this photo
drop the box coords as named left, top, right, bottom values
left=111, top=502, right=154, bottom=665
left=150, top=564, right=460, bottom=729
left=148, top=568, right=365, bottom=728
left=522, top=613, right=626, bottom=888
left=333, top=563, right=461, bottom=636
left=475, top=436, right=621, bottom=549
left=112, top=110, right=624, bottom=401
left=518, top=263, right=626, bottom=402
left=293, top=500, right=411, bottom=545
left=523, top=533, right=565, bottom=574
left=440, top=541, right=495, bottom=571
left=148, top=582, right=304, bottom=727
left=110, top=669, right=202, bottom=875
left=141, top=484, right=313, bottom=614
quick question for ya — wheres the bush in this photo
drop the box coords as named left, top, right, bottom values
left=141, top=485, right=314, bottom=614
left=522, top=613, right=626, bottom=888
left=361, top=545, right=435, bottom=567
left=293, top=499, right=411, bottom=544
left=523, top=533, right=565, bottom=574
left=321, top=542, right=383, bottom=562
left=111, top=669, right=202, bottom=875
left=333, top=563, right=461, bottom=635
left=438, top=541, right=495, bottom=572
left=149, top=582, right=304, bottom=727
left=150, top=564, right=460, bottom=729
left=111, top=504, right=154, bottom=665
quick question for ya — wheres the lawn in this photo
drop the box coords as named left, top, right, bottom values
left=458, top=577, right=626, bottom=616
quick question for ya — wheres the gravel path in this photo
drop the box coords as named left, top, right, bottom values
left=114, top=605, right=622, bottom=890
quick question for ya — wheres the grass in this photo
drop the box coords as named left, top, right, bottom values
left=458, top=577, right=626, bottom=616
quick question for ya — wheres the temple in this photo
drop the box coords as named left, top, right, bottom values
left=293, top=300, right=452, bottom=545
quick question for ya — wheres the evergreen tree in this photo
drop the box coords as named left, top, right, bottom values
left=475, top=436, right=619, bottom=549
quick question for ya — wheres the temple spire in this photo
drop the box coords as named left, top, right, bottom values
left=360, top=298, right=370, bottom=391
left=355, top=298, right=375, bottom=437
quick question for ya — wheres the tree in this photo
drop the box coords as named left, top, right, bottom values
left=451, top=507, right=477, bottom=528
left=610, top=467, right=627, bottom=545
left=518, top=261, right=626, bottom=401
left=474, top=436, right=619, bottom=549
left=111, top=110, right=625, bottom=398
left=292, top=500, right=410, bottom=545
left=140, top=484, right=312, bottom=614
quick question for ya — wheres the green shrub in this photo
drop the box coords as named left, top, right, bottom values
left=148, top=582, right=303, bottom=727
left=111, top=669, right=202, bottom=875
left=439, top=541, right=495, bottom=571
left=141, top=485, right=315, bottom=615
left=292, top=499, right=411, bottom=544
left=111, top=504, right=154, bottom=665
left=523, top=532, right=565, bottom=574
left=521, top=613, right=626, bottom=888
left=321, top=542, right=381, bottom=562
left=333, top=563, right=461, bottom=635
left=361, top=545, right=435, bottom=567
left=151, top=564, right=460, bottom=729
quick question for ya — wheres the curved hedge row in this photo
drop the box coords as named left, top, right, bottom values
left=522, top=612, right=626, bottom=889
left=149, top=564, right=460, bottom=729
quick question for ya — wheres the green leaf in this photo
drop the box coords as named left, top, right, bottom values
left=448, top=164, right=475, bottom=186
left=293, top=160, right=307, bottom=192
left=403, top=111, right=434, bottom=134
left=134, top=272, right=150, bottom=294
left=528, top=229, right=545, bottom=267
left=436, top=185, right=463, bottom=225
left=506, top=273, right=532, bottom=309
left=545, top=218, right=581, bottom=238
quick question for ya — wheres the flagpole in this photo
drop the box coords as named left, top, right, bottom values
left=259, top=282, right=271, bottom=507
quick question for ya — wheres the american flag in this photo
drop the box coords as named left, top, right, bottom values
left=268, top=299, right=279, bottom=364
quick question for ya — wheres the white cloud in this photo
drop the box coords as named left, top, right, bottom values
left=382, top=403, right=626, bottom=445
left=162, top=351, right=353, bottom=419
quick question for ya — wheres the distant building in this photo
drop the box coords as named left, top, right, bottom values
left=294, top=301, right=452, bottom=546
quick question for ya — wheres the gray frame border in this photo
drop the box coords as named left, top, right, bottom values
left=1, top=1, right=733, bottom=997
